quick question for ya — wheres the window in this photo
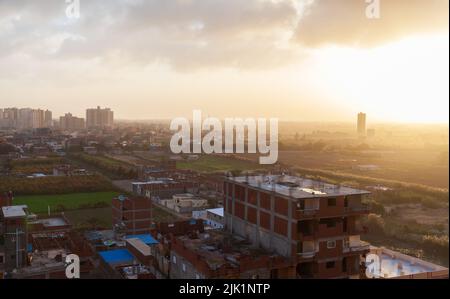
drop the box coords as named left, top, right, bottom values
left=326, top=261, right=335, bottom=269
left=327, top=198, right=336, bottom=206
left=327, top=240, right=336, bottom=249
left=182, top=263, right=186, bottom=272
left=172, top=255, right=177, bottom=264
left=342, top=258, right=348, bottom=272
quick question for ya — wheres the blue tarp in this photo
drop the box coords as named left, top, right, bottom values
left=124, top=234, right=159, bottom=245
left=99, top=249, right=134, bottom=265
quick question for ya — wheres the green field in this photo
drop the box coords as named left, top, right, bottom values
left=14, top=191, right=120, bottom=214
left=177, top=155, right=268, bottom=172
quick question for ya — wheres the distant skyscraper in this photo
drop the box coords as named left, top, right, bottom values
left=14, top=108, right=53, bottom=129
left=44, top=110, right=53, bottom=128
left=357, top=112, right=366, bottom=136
left=86, top=106, right=114, bottom=129
left=59, top=113, right=85, bottom=131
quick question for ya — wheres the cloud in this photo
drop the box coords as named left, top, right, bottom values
left=294, top=0, right=449, bottom=47
left=0, top=0, right=301, bottom=72
left=0, top=0, right=448, bottom=76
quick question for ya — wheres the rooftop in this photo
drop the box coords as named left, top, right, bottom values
left=124, top=234, right=159, bottom=245
left=228, top=175, right=370, bottom=199
left=1, top=205, right=28, bottom=218
left=173, top=230, right=281, bottom=270
left=132, top=178, right=176, bottom=185
left=126, top=238, right=151, bottom=257
left=207, top=208, right=224, bottom=217
left=30, top=217, right=69, bottom=228
left=99, top=249, right=134, bottom=266
left=369, top=247, right=448, bottom=278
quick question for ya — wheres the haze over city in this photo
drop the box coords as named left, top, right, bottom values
left=0, top=0, right=448, bottom=123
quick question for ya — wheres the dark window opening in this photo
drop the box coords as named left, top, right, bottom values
left=297, top=262, right=314, bottom=278
left=327, top=198, right=336, bottom=206
left=320, top=218, right=338, bottom=228
left=342, top=258, right=347, bottom=272
left=297, top=221, right=313, bottom=236
left=326, top=261, right=335, bottom=269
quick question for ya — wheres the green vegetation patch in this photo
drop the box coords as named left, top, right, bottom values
left=0, top=175, right=115, bottom=196
left=14, top=191, right=119, bottom=214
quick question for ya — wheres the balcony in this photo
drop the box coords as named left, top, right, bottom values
left=345, top=204, right=371, bottom=214
left=297, top=231, right=314, bottom=241
left=316, top=223, right=344, bottom=238
left=295, top=209, right=319, bottom=219
left=297, top=251, right=316, bottom=260
left=343, top=241, right=371, bottom=253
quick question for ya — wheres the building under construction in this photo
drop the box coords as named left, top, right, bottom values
left=223, top=175, right=371, bottom=279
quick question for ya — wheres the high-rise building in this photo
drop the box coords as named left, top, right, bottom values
left=59, top=113, right=85, bottom=131
left=357, top=112, right=366, bottom=136
left=14, top=108, right=52, bottom=129
left=44, top=110, right=52, bottom=128
left=86, top=106, right=114, bottom=129
left=0, top=108, right=18, bottom=128
left=223, top=175, right=371, bottom=279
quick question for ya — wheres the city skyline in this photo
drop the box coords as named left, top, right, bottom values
left=0, top=0, right=448, bottom=123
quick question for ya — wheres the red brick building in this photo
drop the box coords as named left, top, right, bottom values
left=223, top=175, right=371, bottom=279
left=112, top=196, right=153, bottom=235
left=0, top=191, right=13, bottom=208
left=169, top=230, right=294, bottom=279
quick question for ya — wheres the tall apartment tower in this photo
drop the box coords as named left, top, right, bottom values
left=59, top=113, right=85, bottom=131
left=0, top=108, right=18, bottom=128
left=44, top=110, right=52, bottom=128
left=16, top=108, right=52, bottom=129
left=86, top=106, right=114, bottom=129
left=223, top=175, right=371, bottom=279
left=357, top=112, right=367, bottom=136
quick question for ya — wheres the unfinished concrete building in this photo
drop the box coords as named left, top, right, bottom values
left=223, top=175, right=371, bottom=279
left=169, top=230, right=293, bottom=279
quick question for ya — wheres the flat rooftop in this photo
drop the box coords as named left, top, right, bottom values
left=99, top=249, right=134, bottom=266
left=132, top=178, right=177, bottom=185
left=30, top=217, right=69, bottom=227
left=175, top=230, right=276, bottom=270
left=207, top=208, right=224, bottom=217
left=369, top=247, right=448, bottom=279
left=126, top=238, right=151, bottom=257
left=125, top=234, right=159, bottom=245
left=1, top=205, right=28, bottom=218
left=228, top=175, right=370, bottom=199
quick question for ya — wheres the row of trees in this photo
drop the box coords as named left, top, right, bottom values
left=70, top=153, right=138, bottom=179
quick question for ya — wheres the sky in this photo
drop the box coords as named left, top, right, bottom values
left=0, top=0, right=449, bottom=123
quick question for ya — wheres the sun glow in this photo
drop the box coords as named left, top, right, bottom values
left=307, top=34, right=449, bottom=123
